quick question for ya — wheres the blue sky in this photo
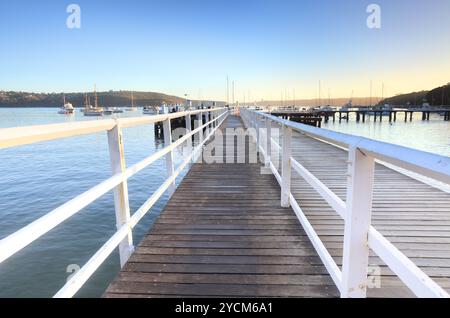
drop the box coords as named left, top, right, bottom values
left=0, top=0, right=449, bottom=101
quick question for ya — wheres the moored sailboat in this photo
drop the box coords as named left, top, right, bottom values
left=125, top=92, right=138, bottom=111
left=143, top=105, right=159, bottom=115
left=84, top=86, right=103, bottom=116
left=58, top=94, right=74, bottom=114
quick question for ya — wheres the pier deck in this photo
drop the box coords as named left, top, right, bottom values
left=104, top=114, right=450, bottom=298
left=104, top=115, right=339, bottom=298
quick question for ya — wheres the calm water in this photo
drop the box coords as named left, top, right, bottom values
left=0, top=108, right=189, bottom=297
left=322, top=112, right=450, bottom=157
left=0, top=108, right=449, bottom=297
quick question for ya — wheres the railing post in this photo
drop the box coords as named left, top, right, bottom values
left=204, top=111, right=208, bottom=137
left=206, top=111, right=210, bottom=137
left=195, top=112, right=203, bottom=161
left=281, top=124, right=292, bottom=207
left=256, top=115, right=260, bottom=152
left=197, top=112, right=203, bottom=144
left=185, top=113, right=192, bottom=160
left=265, top=118, right=271, bottom=168
left=107, top=123, right=134, bottom=267
left=341, top=145, right=375, bottom=298
left=163, top=118, right=176, bottom=196
left=254, top=113, right=258, bottom=142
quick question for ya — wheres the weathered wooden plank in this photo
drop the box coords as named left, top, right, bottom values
left=106, top=281, right=338, bottom=297
left=113, top=272, right=336, bottom=286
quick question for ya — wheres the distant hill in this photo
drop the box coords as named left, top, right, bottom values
left=425, top=84, right=450, bottom=106
left=377, top=83, right=450, bottom=107
left=0, top=90, right=192, bottom=107
left=377, top=91, right=429, bottom=107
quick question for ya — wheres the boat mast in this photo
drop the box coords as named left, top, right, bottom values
left=293, top=88, right=295, bottom=108
left=94, top=84, right=98, bottom=108
left=226, top=76, right=229, bottom=105
left=131, top=92, right=134, bottom=108
left=318, top=80, right=321, bottom=107
left=232, top=81, right=235, bottom=106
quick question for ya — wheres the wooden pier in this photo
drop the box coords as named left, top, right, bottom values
left=271, top=108, right=450, bottom=124
left=270, top=112, right=323, bottom=127
left=104, top=116, right=339, bottom=297
left=104, top=113, right=450, bottom=298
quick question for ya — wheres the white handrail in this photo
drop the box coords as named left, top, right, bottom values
left=289, top=194, right=343, bottom=290
left=0, top=107, right=229, bottom=297
left=0, top=173, right=123, bottom=264
left=290, top=158, right=346, bottom=218
left=254, top=111, right=450, bottom=185
left=368, top=227, right=449, bottom=298
left=0, top=108, right=218, bottom=149
left=241, top=107, right=450, bottom=298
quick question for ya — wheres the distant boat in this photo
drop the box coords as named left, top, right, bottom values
left=317, top=105, right=335, bottom=112
left=58, top=95, right=74, bottom=114
left=421, top=102, right=432, bottom=110
left=368, top=104, right=392, bottom=116
left=103, top=107, right=113, bottom=115
left=84, top=87, right=103, bottom=117
left=112, top=107, right=124, bottom=113
left=340, top=100, right=352, bottom=111
left=143, top=106, right=158, bottom=115
left=125, top=92, right=138, bottom=111
left=381, top=104, right=393, bottom=115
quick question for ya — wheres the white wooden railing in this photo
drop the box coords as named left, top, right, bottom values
left=240, top=107, right=450, bottom=298
left=0, top=107, right=229, bottom=297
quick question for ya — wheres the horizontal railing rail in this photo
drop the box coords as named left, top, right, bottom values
left=0, top=107, right=229, bottom=297
left=0, top=108, right=220, bottom=149
left=240, top=107, right=450, bottom=298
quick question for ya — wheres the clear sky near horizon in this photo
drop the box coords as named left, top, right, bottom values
left=0, top=0, right=449, bottom=102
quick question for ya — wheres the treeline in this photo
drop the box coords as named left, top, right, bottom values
left=378, top=83, right=450, bottom=107
left=0, top=90, right=187, bottom=107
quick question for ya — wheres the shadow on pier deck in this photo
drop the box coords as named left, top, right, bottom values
left=103, top=115, right=339, bottom=298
